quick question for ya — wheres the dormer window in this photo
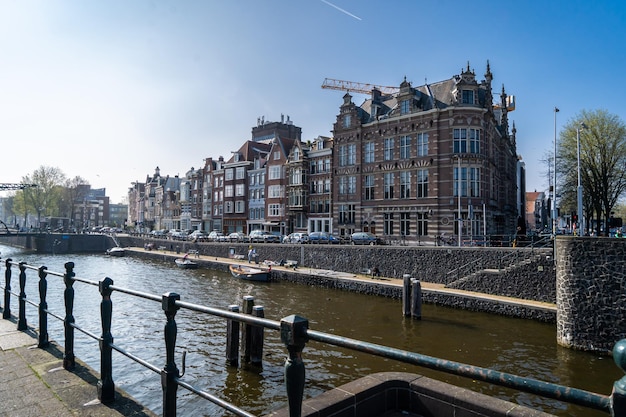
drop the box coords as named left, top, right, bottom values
left=293, top=147, right=300, bottom=161
left=401, top=99, right=410, bottom=114
left=462, top=90, right=475, bottom=104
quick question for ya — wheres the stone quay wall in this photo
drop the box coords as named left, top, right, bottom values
left=556, top=236, right=626, bottom=353
left=122, top=236, right=555, bottom=303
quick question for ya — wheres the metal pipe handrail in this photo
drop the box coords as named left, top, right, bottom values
left=0, top=257, right=623, bottom=417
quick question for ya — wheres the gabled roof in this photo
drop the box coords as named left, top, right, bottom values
left=227, top=140, right=272, bottom=163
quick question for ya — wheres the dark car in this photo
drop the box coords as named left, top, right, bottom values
left=350, top=231, right=382, bottom=246
left=308, top=231, right=340, bottom=244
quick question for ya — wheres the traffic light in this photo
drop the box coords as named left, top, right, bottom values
left=572, top=213, right=578, bottom=223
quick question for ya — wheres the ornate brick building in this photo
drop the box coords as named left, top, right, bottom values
left=331, top=62, right=518, bottom=242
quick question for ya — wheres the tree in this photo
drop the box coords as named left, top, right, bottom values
left=557, top=109, right=626, bottom=235
left=20, top=166, right=67, bottom=227
left=61, top=176, right=90, bottom=227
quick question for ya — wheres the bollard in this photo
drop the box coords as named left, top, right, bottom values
left=161, top=292, right=180, bottom=417
left=402, top=274, right=411, bottom=317
left=63, top=262, right=76, bottom=370
left=226, top=304, right=240, bottom=366
left=98, top=277, right=115, bottom=403
left=281, top=314, right=309, bottom=417
left=241, top=295, right=254, bottom=364
left=17, top=262, right=27, bottom=330
left=411, top=278, right=422, bottom=320
left=250, top=305, right=265, bottom=367
left=3, top=259, right=11, bottom=319
left=37, top=266, right=49, bottom=348
left=611, top=339, right=626, bottom=416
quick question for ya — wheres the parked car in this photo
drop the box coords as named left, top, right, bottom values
left=208, top=231, right=226, bottom=242
left=228, top=232, right=248, bottom=242
left=283, top=232, right=309, bottom=244
left=249, top=230, right=280, bottom=243
left=308, top=231, right=340, bottom=244
left=350, top=232, right=383, bottom=245
left=188, top=230, right=208, bottom=241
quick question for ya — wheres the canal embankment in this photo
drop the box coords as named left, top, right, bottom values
left=124, top=246, right=557, bottom=323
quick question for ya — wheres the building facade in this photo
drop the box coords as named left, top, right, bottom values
left=127, top=63, right=520, bottom=242
left=331, top=62, right=518, bottom=242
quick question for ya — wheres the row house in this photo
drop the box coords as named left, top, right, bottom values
left=128, top=62, right=520, bottom=241
left=331, top=62, right=519, bottom=241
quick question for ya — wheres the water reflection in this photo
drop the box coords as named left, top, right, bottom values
left=0, top=244, right=619, bottom=417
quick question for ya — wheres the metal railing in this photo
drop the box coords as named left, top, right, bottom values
left=1, top=257, right=625, bottom=417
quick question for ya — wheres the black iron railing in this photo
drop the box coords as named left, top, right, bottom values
left=1, top=257, right=625, bottom=417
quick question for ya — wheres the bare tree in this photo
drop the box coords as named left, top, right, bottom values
left=61, top=176, right=90, bottom=228
left=557, top=109, right=626, bottom=235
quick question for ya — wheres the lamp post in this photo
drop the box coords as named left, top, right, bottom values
left=553, top=107, right=559, bottom=237
left=553, top=107, right=559, bottom=264
left=576, top=122, right=588, bottom=235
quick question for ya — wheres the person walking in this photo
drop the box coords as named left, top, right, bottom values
left=247, top=246, right=256, bottom=263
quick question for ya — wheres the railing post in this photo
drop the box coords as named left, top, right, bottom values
left=226, top=304, right=240, bottom=366
left=98, top=277, right=115, bottom=403
left=611, top=339, right=626, bottom=416
left=17, top=262, right=27, bottom=330
left=161, top=292, right=180, bottom=417
left=38, top=266, right=49, bottom=348
left=63, top=262, right=76, bottom=370
left=250, top=305, right=265, bottom=367
left=3, top=258, right=12, bottom=319
left=281, top=314, right=309, bottom=417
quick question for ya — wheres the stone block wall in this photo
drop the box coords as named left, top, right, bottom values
left=556, top=236, right=626, bottom=353
left=122, top=237, right=554, bottom=300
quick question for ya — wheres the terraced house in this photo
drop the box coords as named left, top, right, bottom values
left=128, top=62, right=521, bottom=243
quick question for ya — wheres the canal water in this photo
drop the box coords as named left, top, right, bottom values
left=0, top=244, right=620, bottom=417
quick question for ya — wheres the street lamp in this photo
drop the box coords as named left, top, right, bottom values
left=553, top=107, right=559, bottom=238
left=576, top=122, right=588, bottom=235
left=553, top=107, right=559, bottom=264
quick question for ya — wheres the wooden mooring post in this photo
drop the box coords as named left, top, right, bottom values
left=402, top=274, right=422, bottom=319
left=250, top=305, right=264, bottom=367
left=226, top=304, right=240, bottom=366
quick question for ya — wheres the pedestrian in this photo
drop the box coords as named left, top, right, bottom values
left=248, top=246, right=256, bottom=263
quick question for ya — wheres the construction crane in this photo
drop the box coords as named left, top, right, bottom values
left=0, top=183, right=37, bottom=191
left=321, top=78, right=399, bottom=95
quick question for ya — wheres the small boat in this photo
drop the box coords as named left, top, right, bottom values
left=106, top=247, right=125, bottom=257
left=229, top=264, right=270, bottom=282
left=175, top=258, right=198, bottom=269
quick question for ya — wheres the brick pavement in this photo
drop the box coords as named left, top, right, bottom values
left=0, top=315, right=156, bottom=417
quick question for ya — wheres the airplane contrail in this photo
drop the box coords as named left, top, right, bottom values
left=320, top=0, right=362, bottom=21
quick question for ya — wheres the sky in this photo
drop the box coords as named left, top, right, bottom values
left=1, top=1, right=625, bottom=204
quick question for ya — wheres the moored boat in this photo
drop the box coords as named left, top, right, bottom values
left=106, top=247, right=125, bottom=257
left=229, top=264, right=270, bottom=282
left=175, top=258, right=198, bottom=269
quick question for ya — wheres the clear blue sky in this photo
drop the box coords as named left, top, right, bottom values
left=1, top=1, right=624, bottom=203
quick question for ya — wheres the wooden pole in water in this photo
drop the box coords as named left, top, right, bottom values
left=241, top=296, right=254, bottom=364
left=402, top=274, right=411, bottom=316
left=250, top=305, right=265, bottom=366
left=226, top=304, right=240, bottom=366
left=411, top=278, right=422, bottom=319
